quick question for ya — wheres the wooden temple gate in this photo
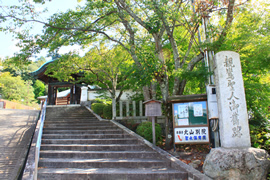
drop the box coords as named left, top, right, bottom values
left=47, top=83, right=82, bottom=105
left=30, top=59, right=83, bottom=105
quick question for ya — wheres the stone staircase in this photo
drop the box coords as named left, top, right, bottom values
left=37, top=106, right=188, bottom=180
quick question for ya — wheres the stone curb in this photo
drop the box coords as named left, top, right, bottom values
left=47, top=104, right=81, bottom=108
left=85, top=106, right=212, bottom=180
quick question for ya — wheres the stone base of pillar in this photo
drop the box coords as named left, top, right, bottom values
left=80, top=101, right=91, bottom=107
left=203, top=147, right=270, bottom=180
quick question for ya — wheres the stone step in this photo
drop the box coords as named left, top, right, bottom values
left=43, top=126, right=118, bottom=130
left=46, top=116, right=96, bottom=119
left=44, top=122, right=110, bottom=126
left=46, top=111, right=94, bottom=113
left=46, top=109, right=90, bottom=112
left=45, top=108, right=90, bottom=113
left=46, top=113, right=97, bottom=119
left=38, top=106, right=189, bottom=180
left=46, top=112, right=91, bottom=114
left=45, top=118, right=98, bottom=121
left=41, top=138, right=139, bottom=144
left=39, top=150, right=159, bottom=159
left=38, top=158, right=170, bottom=168
left=42, top=129, right=123, bottom=134
left=40, top=144, right=149, bottom=151
left=44, top=123, right=112, bottom=128
left=42, top=134, right=132, bottom=139
left=37, top=168, right=187, bottom=180
left=46, top=111, right=92, bottom=114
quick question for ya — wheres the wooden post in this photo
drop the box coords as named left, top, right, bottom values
left=143, top=100, right=162, bottom=146
left=48, top=84, right=52, bottom=105
left=152, top=116, right=156, bottom=145
left=54, top=87, right=57, bottom=105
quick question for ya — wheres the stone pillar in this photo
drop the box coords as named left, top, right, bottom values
left=126, top=101, right=129, bottom=117
left=132, top=101, right=136, bottom=117
left=203, top=51, right=270, bottom=180
left=80, top=86, right=88, bottom=106
left=119, top=101, right=123, bottom=118
left=139, top=101, right=143, bottom=116
left=214, top=51, right=250, bottom=148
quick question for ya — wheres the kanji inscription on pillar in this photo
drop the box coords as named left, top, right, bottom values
left=214, top=51, right=251, bottom=148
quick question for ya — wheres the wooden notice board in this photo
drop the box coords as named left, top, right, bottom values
left=170, top=94, right=210, bottom=144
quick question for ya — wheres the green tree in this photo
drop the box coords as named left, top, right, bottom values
left=217, top=2, right=270, bottom=153
left=33, top=80, right=46, bottom=100
left=0, top=0, right=251, bottom=148
left=46, top=45, right=132, bottom=118
left=219, top=2, right=270, bottom=122
left=0, top=72, right=36, bottom=105
left=1, top=56, right=47, bottom=102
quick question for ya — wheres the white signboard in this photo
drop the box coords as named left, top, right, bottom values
left=177, top=119, right=189, bottom=126
left=174, top=127, right=209, bottom=143
left=178, top=105, right=189, bottom=118
left=193, top=104, right=203, bottom=117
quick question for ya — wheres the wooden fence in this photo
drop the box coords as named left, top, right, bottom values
left=115, top=100, right=165, bottom=124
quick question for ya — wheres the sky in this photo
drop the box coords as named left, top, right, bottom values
left=1, top=0, right=267, bottom=61
left=0, top=0, right=87, bottom=61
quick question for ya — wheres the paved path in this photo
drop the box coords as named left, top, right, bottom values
left=0, top=109, right=39, bottom=180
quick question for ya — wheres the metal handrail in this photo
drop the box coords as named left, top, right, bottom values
left=34, top=100, right=47, bottom=180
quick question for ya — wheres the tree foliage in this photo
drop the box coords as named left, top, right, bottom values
left=1, top=0, right=238, bottom=100
left=46, top=45, right=131, bottom=98
left=1, top=56, right=47, bottom=101
left=2, top=0, right=267, bottom=148
left=46, top=45, right=132, bottom=117
left=33, top=80, right=46, bottom=99
left=219, top=2, right=270, bottom=122
left=0, top=72, right=35, bottom=105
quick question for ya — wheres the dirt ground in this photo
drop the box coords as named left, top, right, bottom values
left=160, top=143, right=211, bottom=173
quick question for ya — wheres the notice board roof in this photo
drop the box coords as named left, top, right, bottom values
left=143, top=99, right=162, bottom=104
left=169, top=94, right=207, bottom=103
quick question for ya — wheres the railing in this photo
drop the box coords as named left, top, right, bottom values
left=34, top=100, right=47, bottom=179
left=115, top=100, right=143, bottom=120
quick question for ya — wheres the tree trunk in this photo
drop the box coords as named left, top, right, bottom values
left=159, top=80, right=171, bottom=149
left=151, top=81, right=157, bottom=100
left=142, top=86, right=151, bottom=101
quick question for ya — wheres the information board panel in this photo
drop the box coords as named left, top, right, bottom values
left=173, top=100, right=209, bottom=144
left=173, top=101, right=207, bottom=126
left=174, top=127, right=209, bottom=143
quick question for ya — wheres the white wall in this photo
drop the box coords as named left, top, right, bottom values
left=87, top=90, right=136, bottom=101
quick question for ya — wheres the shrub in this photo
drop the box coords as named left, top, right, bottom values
left=250, top=124, right=270, bottom=154
left=136, top=121, right=162, bottom=143
left=103, top=104, right=112, bottom=119
left=121, top=120, right=139, bottom=132
left=91, top=103, right=106, bottom=117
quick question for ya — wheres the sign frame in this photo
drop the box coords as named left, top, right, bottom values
left=170, top=94, right=210, bottom=145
